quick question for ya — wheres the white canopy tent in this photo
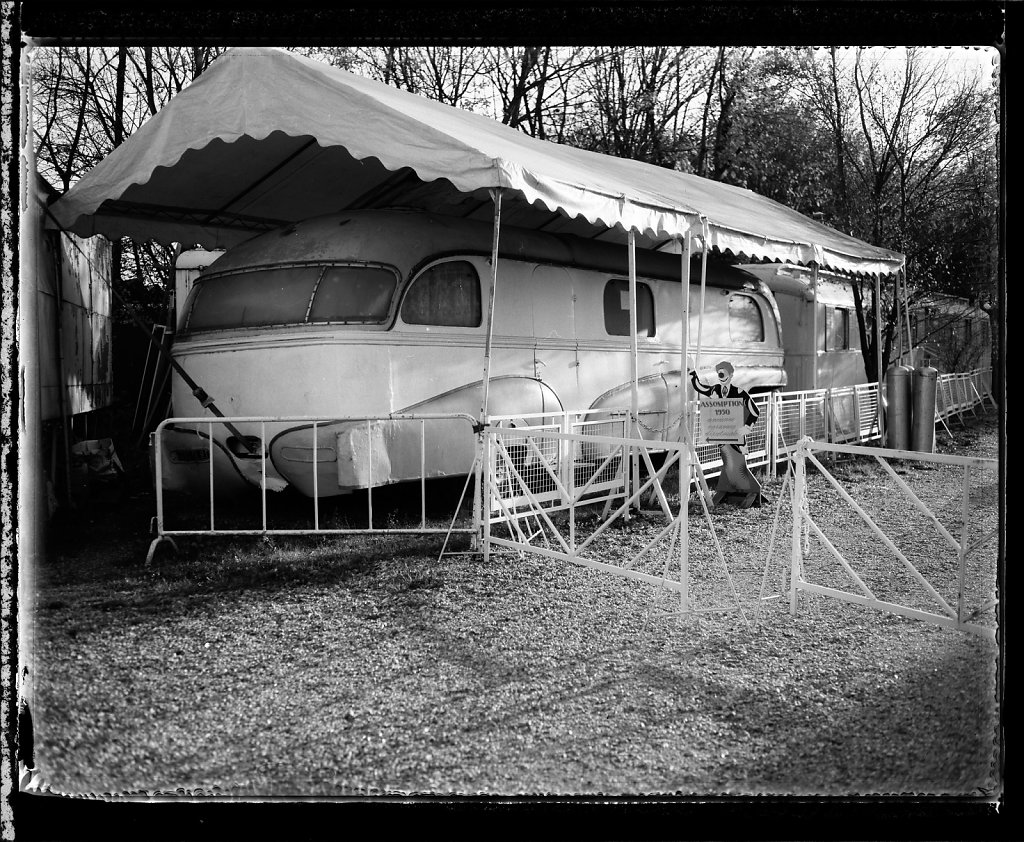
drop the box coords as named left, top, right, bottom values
left=43, top=43, right=904, bottom=488
left=49, top=47, right=904, bottom=278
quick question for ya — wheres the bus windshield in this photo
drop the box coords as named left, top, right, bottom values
left=182, top=264, right=399, bottom=333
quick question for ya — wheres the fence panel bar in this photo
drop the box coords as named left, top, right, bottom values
left=261, top=420, right=267, bottom=532
left=420, top=419, right=427, bottom=529
left=958, top=464, right=971, bottom=625
left=313, top=421, right=320, bottom=530
left=366, top=419, right=373, bottom=530
left=208, top=421, right=215, bottom=531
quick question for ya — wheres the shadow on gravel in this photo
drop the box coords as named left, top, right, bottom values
left=40, top=467, right=476, bottom=631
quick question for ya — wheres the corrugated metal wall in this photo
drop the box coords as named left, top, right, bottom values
left=37, top=230, right=113, bottom=419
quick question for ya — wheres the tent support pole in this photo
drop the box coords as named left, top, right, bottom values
left=480, top=187, right=502, bottom=422
left=902, top=267, right=913, bottom=366
left=695, top=218, right=709, bottom=373
left=811, top=263, right=819, bottom=390
left=475, top=188, right=503, bottom=550
left=897, top=267, right=908, bottom=365
left=679, top=232, right=692, bottom=614
left=896, top=268, right=903, bottom=364
left=628, top=229, right=639, bottom=512
left=875, top=272, right=885, bottom=438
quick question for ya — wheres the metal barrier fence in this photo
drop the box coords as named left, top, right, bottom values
left=489, top=411, right=629, bottom=511
left=483, top=374, right=997, bottom=631
left=774, top=384, right=881, bottom=465
left=482, top=427, right=739, bottom=606
left=936, top=369, right=996, bottom=423
left=492, top=380, right=883, bottom=491
left=146, top=370, right=993, bottom=562
left=147, top=413, right=479, bottom=562
left=787, top=436, right=998, bottom=639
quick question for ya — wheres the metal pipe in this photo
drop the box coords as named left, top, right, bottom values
left=695, top=217, right=709, bottom=373
left=903, top=268, right=914, bottom=366
left=875, top=272, right=885, bottom=439
left=208, top=421, right=215, bottom=530
left=811, top=263, right=819, bottom=390
left=957, top=464, right=971, bottom=625
left=366, top=418, right=373, bottom=530
left=628, top=229, right=639, bottom=507
left=313, top=421, right=319, bottom=529
left=679, top=231, right=692, bottom=614
left=420, top=419, right=427, bottom=530
left=480, top=188, right=503, bottom=422
left=261, top=420, right=267, bottom=531
left=790, top=440, right=806, bottom=614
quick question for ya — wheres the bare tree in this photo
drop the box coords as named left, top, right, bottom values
left=480, top=47, right=598, bottom=140
left=571, top=46, right=710, bottom=168
left=345, top=46, right=491, bottom=112
left=32, top=46, right=227, bottom=322
left=793, top=47, right=997, bottom=379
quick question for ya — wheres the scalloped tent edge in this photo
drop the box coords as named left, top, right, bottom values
left=48, top=46, right=905, bottom=279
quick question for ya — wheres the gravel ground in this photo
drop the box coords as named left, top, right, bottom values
left=24, top=412, right=1002, bottom=800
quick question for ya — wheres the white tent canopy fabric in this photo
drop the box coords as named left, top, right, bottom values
left=49, top=47, right=904, bottom=277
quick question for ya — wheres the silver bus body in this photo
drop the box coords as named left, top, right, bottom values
left=161, top=210, right=787, bottom=498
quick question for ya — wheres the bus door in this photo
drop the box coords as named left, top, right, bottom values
left=529, top=265, right=576, bottom=395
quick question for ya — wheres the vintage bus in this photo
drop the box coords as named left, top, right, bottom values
left=740, top=263, right=869, bottom=391
left=158, top=209, right=787, bottom=497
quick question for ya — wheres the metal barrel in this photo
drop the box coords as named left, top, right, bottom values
left=911, top=365, right=939, bottom=452
left=885, top=365, right=913, bottom=450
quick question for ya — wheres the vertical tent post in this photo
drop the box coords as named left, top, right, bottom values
left=695, top=218, right=709, bottom=374
left=480, top=187, right=503, bottom=421
left=875, top=272, right=885, bottom=438
left=811, top=263, right=820, bottom=390
left=896, top=267, right=907, bottom=364
left=628, top=229, right=639, bottom=510
left=902, top=267, right=914, bottom=367
left=477, top=187, right=503, bottom=553
left=678, top=231, right=692, bottom=614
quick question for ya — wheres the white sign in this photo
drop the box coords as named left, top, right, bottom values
left=698, top=398, right=745, bottom=445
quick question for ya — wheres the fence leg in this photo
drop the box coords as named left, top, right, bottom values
left=145, top=535, right=178, bottom=565
left=476, top=433, right=487, bottom=558
left=789, top=441, right=806, bottom=615
left=956, top=464, right=972, bottom=627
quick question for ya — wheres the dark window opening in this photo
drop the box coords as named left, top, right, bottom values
left=186, top=266, right=321, bottom=331
left=309, top=266, right=396, bottom=323
left=183, top=263, right=398, bottom=332
left=604, top=279, right=655, bottom=337
left=729, top=294, right=765, bottom=342
left=826, top=305, right=851, bottom=350
left=401, top=261, right=481, bottom=327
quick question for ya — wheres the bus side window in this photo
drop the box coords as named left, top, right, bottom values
left=185, top=266, right=321, bottom=332
left=728, top=293, right=764, bottom=342
left=826, top=306, right=850, bottom=350
left=401, top=261, right=481, bottom=327
left=604, top=279, right=655, bottom=337
left=309, top=265, right=397, bottom=323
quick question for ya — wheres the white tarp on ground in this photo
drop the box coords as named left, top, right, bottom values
left=49, top=47, right=904, bottom=277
